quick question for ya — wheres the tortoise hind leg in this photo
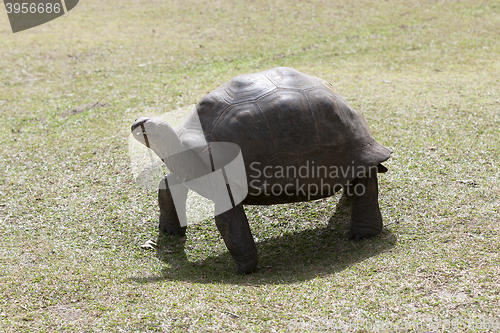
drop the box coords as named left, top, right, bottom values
left=215, top=204, right=258, bottom=275
left=158, top=174, right=188, bottom=236
left=345, top=172, right=383, bottom=241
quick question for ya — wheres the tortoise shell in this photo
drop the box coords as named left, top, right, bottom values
left=176, top=67, right=391, bottom=204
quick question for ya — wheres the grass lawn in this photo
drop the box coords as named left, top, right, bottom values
left=0, top=0, right=499, bottom=331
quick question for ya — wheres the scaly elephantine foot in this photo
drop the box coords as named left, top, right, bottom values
left=349, top=230, right=381, bottom=242
left=159, top=215, right=186, bottom=236
left=236, top=259, right=258, bottom=275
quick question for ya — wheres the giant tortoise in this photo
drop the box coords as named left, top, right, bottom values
left=131, top=67, right=392, bottom=274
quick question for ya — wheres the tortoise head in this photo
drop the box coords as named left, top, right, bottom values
left=131, top=117, right=184, bottom=161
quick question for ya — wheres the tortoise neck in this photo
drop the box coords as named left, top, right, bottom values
left=148, top=123, right=187, bottom=163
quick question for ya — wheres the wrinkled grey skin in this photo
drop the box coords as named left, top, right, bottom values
left=131, top=67, right=392, bottom=275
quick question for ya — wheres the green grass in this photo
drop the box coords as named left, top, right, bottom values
left=1, top=0, right=499, bottom=331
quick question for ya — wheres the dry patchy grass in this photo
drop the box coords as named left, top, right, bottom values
left=0, top=0, right=499, bottom=331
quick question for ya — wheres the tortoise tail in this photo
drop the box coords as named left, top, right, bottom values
left=377, top=164, right=388, bottom=173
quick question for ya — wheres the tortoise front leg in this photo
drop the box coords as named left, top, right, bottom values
left=215, top=204, right=258, bottom=275
left=345, top=172, right=383, bottom=241
left=158, top=174, right=188, bottom=236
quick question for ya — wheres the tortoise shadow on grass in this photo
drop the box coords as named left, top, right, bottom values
left=132, top=194, right=397, bottom=285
